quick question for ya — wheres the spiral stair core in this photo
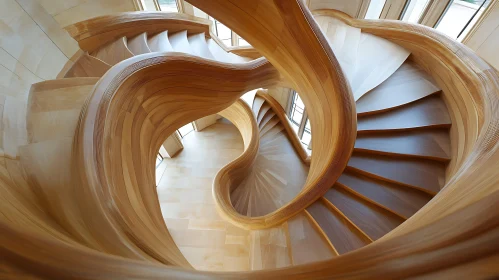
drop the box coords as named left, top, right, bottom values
left=2, top=1, right=499, bottom=279
left=15, top=10, right=461, bottom=269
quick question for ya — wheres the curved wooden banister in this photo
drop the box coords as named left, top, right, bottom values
left=65, top=12, right=212, bottom=52
left=189, top=0, right=357, bottom=229
left=72, top=52, right=279, bottom=265
left=255, top=90, right=311, bottom=165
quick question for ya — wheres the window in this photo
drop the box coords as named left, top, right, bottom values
left=156, top=153, right=164, bottom=168
left=237, top=35, right=251, bottom=47
left=436, top=0, right=491, bottom=41
left=209, top=16, right=232, bottom=46
left=365, top=0, right=387, bottom=19
left=301, top=119, right=311, bottom=146
left=287, top=91, right=312, bottom=150
left=178, top=123, right=194, bottom=138
left=288, top=92, right=305, bottom=133
left=401, top=0, right=431, bottom=23
left=158, top=0, right=179, bottom=12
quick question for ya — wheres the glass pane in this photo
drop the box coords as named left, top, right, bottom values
left=156, top=154, right=163, bottom=167
left=216, top=22, right=232, bottom=40
left=178, top=123, right=194, bottom=138
left=291, top=109, right=303, bottom=127
left=436, top=0, right=491, bottom=41
left=301, top=131, right=311, bottom=146
left=365, top=0, right=387, bottom=19
left=301, top=119, right=312, bottom=146
left=193, top=7, right=207, bottom=18
left=158, top=0, right=178, bottom=12
left=402, top=0, right=431, bottom=23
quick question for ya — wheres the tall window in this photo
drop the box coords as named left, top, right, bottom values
left=365, top=0, right=387, bottom=19
left=401, top=0, right=431, bottom=23
left=177, top=123, right=194, bottom=138
left=156, top=153, right=164, bottom=168
left=209, top=16, right=233, bottom=46
left=288, top=92, right=305, bottom=133
left=288, top=91, right=312, bottom=149
left=158, top=0, right=179, bottom=12
left=237, top=35, right=250, bottom=47
left=436, top=0, right=491, bottom=41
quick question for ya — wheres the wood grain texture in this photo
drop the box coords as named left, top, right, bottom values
left=27, top=78, right=99, bottom=143
left=357, top=94, right=451, bottom=133
left=2, top=3, right=499, bottom=279
left=337, top=171, right=432, bottom=219
left=347, top=153, right=446, bottom=195
left=188, top=0, right=356, bottom=231
left=90, top=37, right=134, bottom=65
left=287, top=211, right=336, bottom=265
left=228, top=46, right=262, bottom=60
left=356, top=61, right=441, bottom=116
left=324, top=186, right=404, bottom=240
left=354, top=129, right=451, bottom=161
left=65, top=12, right=212, bottom=53
left=307, top=200, right=371, bottom=255
left=64, top=53, right=111, bottom=78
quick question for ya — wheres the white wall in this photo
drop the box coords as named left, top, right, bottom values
left=0, top=0, right=137, bottom=158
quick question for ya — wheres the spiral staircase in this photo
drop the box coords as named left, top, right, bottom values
left=2, top=0, right=499, bottom=279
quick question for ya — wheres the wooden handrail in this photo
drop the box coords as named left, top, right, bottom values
left=65, top=12, right=212, bottom=52
left=189, top=0, right=357, bottom=230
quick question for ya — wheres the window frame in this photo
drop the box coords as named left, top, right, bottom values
left=287, top=91, right=312, bottom=149
left=156, top=0, right=181, bottom=12
left=434, top=0, right=492, bottom=41
left=177, top=122, right=195, bottom=138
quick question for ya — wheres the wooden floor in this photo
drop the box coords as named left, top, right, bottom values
left=156, top=120, right=252, bottom=271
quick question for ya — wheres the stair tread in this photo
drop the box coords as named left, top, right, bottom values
left=354, top=129, right=451, bottom=161
left=287, top=212, right=336, bottom=265
left=147, top=30, right=174, bottom=52
left=324, top=186, right=404, bottom=240
left=64, top=54, right=111, bottom=78
left=351, top=33, right=410, bottom=100
left=347, top=153, right=446, bottom=195
left=337, top=171, right=431, bottom=219
left=260, top=117, right=280, bottom=136
left=257, top=104, right=272, bottom=124
left=206, top=38, right=249, bottom=63
left=250, top=224, right=291, bottom=270
left=356, top=62, right=441, bottom=116
left=316, top=15, right=361, bottom=80
left=206, top=38, right=233, bottom=63
left=187, top=33, right=215, bottom=60
left=252, top=97, right=265, bottom=117
left=169, top=30, right=195, bottom=55
left=260, top=123, right=285, bottom=141
left=357, top=95, right=451, bottom=132
left=259, top=112, right=277, bottom=130
left=91, top=37, right=134, bottom=65
left=127, top=32, right=151, bottom=55
left=307, top=200, right=371, bottom=255
left=28, top=78, right=97, bottom=143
